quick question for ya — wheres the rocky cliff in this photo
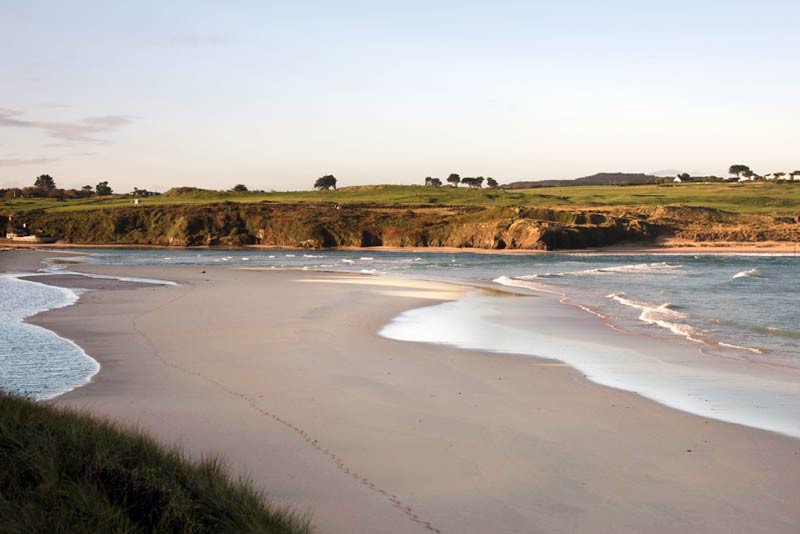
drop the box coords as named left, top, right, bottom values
left=9, top=203, right=799, bottom=250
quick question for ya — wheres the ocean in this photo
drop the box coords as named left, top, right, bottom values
left=2, top=248, right=798, bottom=436
left=0, top=275, right=99, bottom=400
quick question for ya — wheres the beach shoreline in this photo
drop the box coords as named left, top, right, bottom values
left=2, top=237, right=799, bottom=256
left=2, top=250, right=800, bottom=533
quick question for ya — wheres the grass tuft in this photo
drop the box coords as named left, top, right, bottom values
left=0, top=392, right=312, bottom=534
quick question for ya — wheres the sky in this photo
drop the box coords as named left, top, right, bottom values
left=1, top=1, right=798, bottom=192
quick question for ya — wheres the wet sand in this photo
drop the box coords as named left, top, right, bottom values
left=3, top=250, right=799, bottom=533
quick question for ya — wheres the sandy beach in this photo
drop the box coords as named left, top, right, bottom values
left=3, top=238, right=800, bottom=256
left=4, top=250, right=799, bottom=533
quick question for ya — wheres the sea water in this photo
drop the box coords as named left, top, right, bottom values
left=0, top=276, right=99, bottom=399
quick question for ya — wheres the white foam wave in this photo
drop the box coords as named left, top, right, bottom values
left=733, top=268, right=765, bottom=279
left=608, top=292, right=700, bottom=341
left=520, top=262, right=683, bottom=279
left=0, top=277, right=100, bottom=400
left=493, top=275, right=550, bottom=292
left=718, top=342, right=763, bottom=354
left=26, top=270, right=178, bottom=286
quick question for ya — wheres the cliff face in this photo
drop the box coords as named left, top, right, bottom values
left=11, top=203, right=799, bottom=250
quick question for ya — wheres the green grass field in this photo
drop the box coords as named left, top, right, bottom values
left=3, top=182, right=800, bottom=215
left=0, top=392, right=311, bottom=534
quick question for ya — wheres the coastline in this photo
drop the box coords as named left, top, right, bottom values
left=2, top=237, right=799, bottom=256
left=3, top=250, right=798, bottom=533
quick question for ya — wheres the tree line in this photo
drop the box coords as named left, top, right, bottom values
left=0, top=175, right=116, bottom=200
left=425, top=174, right=498, bottom=188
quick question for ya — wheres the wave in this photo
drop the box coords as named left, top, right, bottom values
left=493, top=275, right=548, bottom=292
left=519, top=262, right=683, bottom=279
left=607, top=292, right=701, bottom=341
left=0, top=277, right=100, bottom=400
left=733, top=268, right=765, bottom=279
left=709, top=318, right=800, bottom=340
left=718, top=342, right=763, bottom=354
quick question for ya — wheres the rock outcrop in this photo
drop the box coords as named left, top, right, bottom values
left=9, top=203, right=799, bottom=250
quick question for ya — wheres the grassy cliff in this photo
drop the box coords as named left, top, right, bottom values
left=0, top=393, right=311, bottom=533
left=3, top=183, right=799, bottom=250
left=9, top=202, right=659, bottom=249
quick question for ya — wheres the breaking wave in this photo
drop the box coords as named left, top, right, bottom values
left=733, top=268, right=765, bottom=279
left=607, top=292, right=701, bottom=341
left=519, top=262, right=683, bottom=279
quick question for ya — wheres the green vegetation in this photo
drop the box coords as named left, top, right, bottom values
left=1, top=181, right=797, bottom=250
left=95, top=181, right=113, bottom=196
left=312, top=175, right=337, bottom=191
left=2, top=182, right=800, bottom=216
left=728, top=164, right=751, bottom=178
left=0, top=392, right=311, bottom=534
left=33, top=174, right=56, bottom=191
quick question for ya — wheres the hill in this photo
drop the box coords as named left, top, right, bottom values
left=504, top=172, right=660, bottom=189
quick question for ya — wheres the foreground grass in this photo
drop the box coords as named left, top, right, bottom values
left=0, top=392, right=311, bottom=534
left=3, top=181, right=800, bottom=215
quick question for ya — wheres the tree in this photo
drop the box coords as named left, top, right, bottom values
left=460, top=177, right=481, bottom=188
left=34, top=174, right=56, bottom=190
left=80, top=185, right=94, bottom=197
left=446, top=173, right=460, bottom=187
left=424, top=177, right=433, bottom=186
left=314, top=175, right=337, bottom=190
left=486, top=177, right=498, bottom=188
left=95, top=181, right=113, bottom=196
left=791, top=171, right=800, bottom=181
left=728, top=164, right=751, bottom=178
left=429, top=177, right=442, bottom=187
left=742, top=169, right=754, bottom=180
left=460, top=177, right=484, bottom=189
left=232, top=184, right=248, bottom=192
left=773, top=172, right=786, bottom=180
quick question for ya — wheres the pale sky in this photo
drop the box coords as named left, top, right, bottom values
left=1, top=1, right=798, bottom=192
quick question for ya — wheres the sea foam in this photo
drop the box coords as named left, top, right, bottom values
left=733, top=268, right=765, bottom=279
left=0, top=277, right=99, bottom=400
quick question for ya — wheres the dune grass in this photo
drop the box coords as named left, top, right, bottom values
left=3, top=181, right=800, bottom=216
left=0, top=392, right=312, bottom=534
